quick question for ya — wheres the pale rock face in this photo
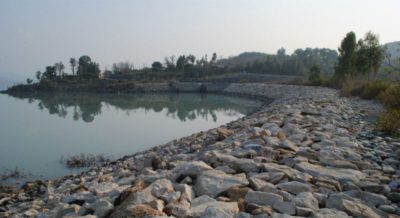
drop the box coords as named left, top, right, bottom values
left=295, top=162, right=365, bottom=183
left=194, top=170, right=249, bottom=197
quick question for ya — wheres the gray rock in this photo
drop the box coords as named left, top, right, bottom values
left=292, top=192, right=319, bottom=211
left=249, top=177, right=276, bottom=191
left=262, top=163, right=312, bottom=182
left=134, top=178, right=173, bottom=204
left=250, top=172, right=285, bottom=184
left=295, top=206, right=313, bottom=216
left=194, top=170, right=249, bottom=197
left=378, top=204, right=396, bottom=213
left=295, top=162, right=364, bottom=183
left=200, top=206, right=232, bottom=218
left=326, top=193, right=383, bottom=218
left=279, top=140, right=299, bottom=152
left=277, top=181, right=312, bottom=194
left=175, top=184, right=194, bottom=202
left=388, top=192, right=400, bottom=203
left=173, top=161, right=213, bottom=178
left=311, top=208, right=352, bottom=218
left=188, top=197, right=239, bottom=217
left=235, top=212, right=253, bottom=218
left=90, top=198, right=113, bottom=218
left=344, top=190, right=388, bottom=207
left=272, top=201, right=296, bottom=215
left=92, top=182, right=118, bottom=195
left=214, top=152, right=259, bottom=173
left=245, top=191, right=283, bottom=206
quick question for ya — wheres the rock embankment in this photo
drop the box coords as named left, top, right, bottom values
left=1, top=83, right=399, bottom=218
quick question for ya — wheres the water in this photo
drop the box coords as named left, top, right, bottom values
left=0, top=92, right=261, bottom=180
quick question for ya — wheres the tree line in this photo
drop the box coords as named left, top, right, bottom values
left=33, top=55, right=101, bottom=83
left=26, top=30, right=398, bottom=85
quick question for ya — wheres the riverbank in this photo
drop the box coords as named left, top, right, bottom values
left=1, top=83, right=399, bottom=218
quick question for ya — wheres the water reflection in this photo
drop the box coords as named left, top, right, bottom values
left=7, top=92, right=261, bottom=123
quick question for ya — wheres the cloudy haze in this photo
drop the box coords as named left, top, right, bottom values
left=0, top=0, right=399, bottom=78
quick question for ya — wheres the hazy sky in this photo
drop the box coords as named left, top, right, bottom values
left=0, top=0, right=399, bottom=78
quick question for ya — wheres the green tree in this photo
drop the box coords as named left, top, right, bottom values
left=35, top=71, right=42, bottom=81
left=42, top=66, right=57, bottom=80
left=77, top=55, right=100, bottom=79
left=356, top=31, right=385, bottom=81
left=334, top=32, right=357, bottom=82
left=151, top=61, right=163, bottom=72
left=308, top=65, right=322, bottom=85
left=26, top=78, right=33, bottom=84
left=176, top=55, right=187, bottom=72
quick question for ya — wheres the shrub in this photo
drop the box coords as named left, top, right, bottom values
left=360, top=81, right=390, bottom=99
left=376, top=109, right=400, bottom=135
left=239, top=79, right=249, bottom=84
left=340, top=80, right=368, bottom=97
left=308, top=65, right=322, bottom=85
left=379, top=83, right=400, bottom=109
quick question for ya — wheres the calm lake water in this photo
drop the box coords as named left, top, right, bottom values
left=0, top=92, right=261, bottom=180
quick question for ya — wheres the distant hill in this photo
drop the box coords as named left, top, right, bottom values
left=384, top=41, right=400, bottom=59
left=218, top=52, right=268, bottom=66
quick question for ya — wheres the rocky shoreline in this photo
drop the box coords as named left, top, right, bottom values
left=1, top=83, right=400, bottom=218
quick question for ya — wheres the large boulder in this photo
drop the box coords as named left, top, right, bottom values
left=173, top=161, right=213, bottom=179
left=245, top=191, right=283, bottom=206
left=133, top=179, right=174, bottom=204
left=292, top=192, right=319, bottom=211
left=187, top=195, right=239, bottom=217
left=295, top=162, right=364, bottom=183
left=213, top=152, right=259, bottom=173
left=326, top=193, right=384, bottom=218
left=194, top=170, right=249, bottom=197
left=311, top=208, right=352, bottom=218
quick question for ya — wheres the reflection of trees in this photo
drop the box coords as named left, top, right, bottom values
left=7, top=92, right=261, bottom=123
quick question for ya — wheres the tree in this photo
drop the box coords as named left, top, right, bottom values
left=42, top=65, right=57, bottom=80
left=334, top=32, right=357, bottom=82
left=164, top=56, right=176, bottom=71
left=356, top=31, right=385, bottom=81
left=70, top=58, right=77, bottom=75
left=308, top=65, right=322, bottom=85
left=77, top=55, right=100, bottom=79
left=151, top=61, right=163, bottom=72
left=35, top=71, right=42, bottom=81
left=55, top=62, right=65, bottom=78
left=176, top=55, right=187, bottom=72
left=26, top=78, right=33, bottom=84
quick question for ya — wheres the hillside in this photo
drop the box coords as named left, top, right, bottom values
left=385, top=41, right=400, bottom=59
left=218, top=52, right=268, bottom=67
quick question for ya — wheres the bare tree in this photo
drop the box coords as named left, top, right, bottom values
left=70, top=58, right=77, bottom=75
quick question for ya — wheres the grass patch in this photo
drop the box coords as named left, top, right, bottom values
left=340, top=80, right=400, bottom=135
left=60, top=153, right=111, bottom=169
left=376, top=109, right=400, bottom=135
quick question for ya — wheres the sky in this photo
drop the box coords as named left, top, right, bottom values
left=0, top=0, right=399, bottom=78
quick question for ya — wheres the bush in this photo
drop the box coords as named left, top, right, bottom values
left=376, top=109, right=400, bottom=135
left=361, top=81, right=390, bottom=99
left=308, top=65, right=322, bottom=85
left=379, top=83, right=400, bottom=109
left=239, top=79, right=249, bottom=84
left=340, top=80, right=368, bottom=97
